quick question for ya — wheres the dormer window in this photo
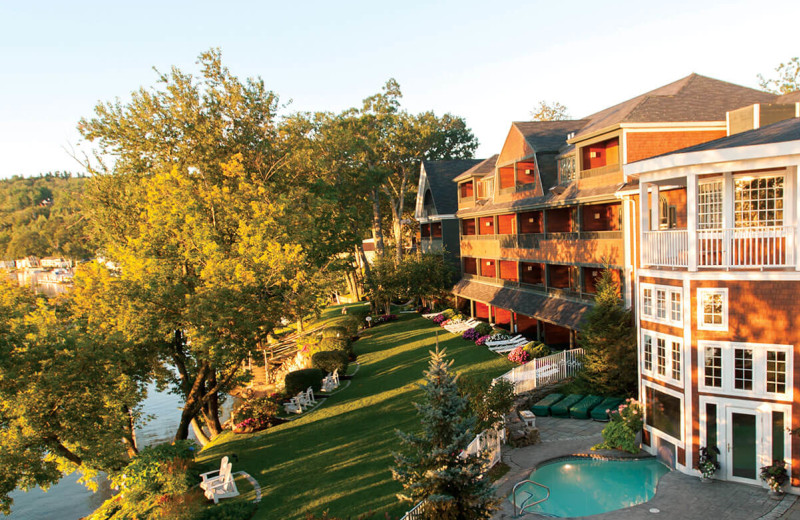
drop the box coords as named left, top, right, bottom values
left=459, top=181, right=474, bottom=199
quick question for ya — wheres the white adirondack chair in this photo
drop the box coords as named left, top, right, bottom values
left=484, top=334, right=523, bottom=348
left=305, top=387, right=317, bottom=405
left=295, top=391, right=311, bottom=410
left=283, top=396, right=303, bottom=414
left=322, top=368, right=340, bottom=392
left=200, top=456, right=228, bottom=489
left=489, top=338, right=529, bottom=353
left=422, top=312, right=440, bottom=319
left=201, top=462, right=239, bottom=504
left=444, top=319, right=479, bottom=334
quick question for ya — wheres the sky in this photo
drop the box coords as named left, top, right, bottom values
left=0, top=0, right=798, bottom=178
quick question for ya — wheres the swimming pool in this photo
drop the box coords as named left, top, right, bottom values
left=512, top=456, right=669, bottom=517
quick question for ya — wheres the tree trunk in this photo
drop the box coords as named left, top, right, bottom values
left=122, top=405, right=139, bottom=458
left=371, top=188, right=385, bottom=255
left=384, top=167, right=410, bottom=264
left=203, top=371, right=223, bottom=436
left=191, top=418, right=211, bottom=446
left=356, top=244, right=371, bottom=279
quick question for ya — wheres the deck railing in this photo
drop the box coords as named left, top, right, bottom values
left=495, top=348, right=585, bottom=394
left=459, top=428, right=504, bottom=469
left=643, top=226, right=794, bottom=269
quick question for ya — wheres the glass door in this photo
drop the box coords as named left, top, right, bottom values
left=726, top=409, right=758, bottom=481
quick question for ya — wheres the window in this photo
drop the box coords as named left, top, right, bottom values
left=698, top=180, right=723, bottom=230
left=558, top=155, right=576, bottom=184
left=643, top=335, right=653, bottom=372
left=656, top=289, right=667, bottom=320
left=642, top=331, right=681, bottom=384
left=698, top=341, right=792, bottom=399
left=670, top=292, right=681, bottom=322
left=698, top=288, right=728, bottom=331
left=704, top=347, right=722, bottom=388
left=733, top=348, right=753, bottom=390
left=643, top=288, right=653, bottom=317
left=671, top=341, right=681, bottom=381
left=641, top=283, right=682, bottom=327
left=656, top=338, right=667, bottom=376
left=767, top=351, right=787, bottom=394
left=734, top=175, right=784, bottom=228
left=645, top=385, right=682, bottom=441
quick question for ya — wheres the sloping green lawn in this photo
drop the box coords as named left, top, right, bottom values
left=197, top=307, right=514, bottom=519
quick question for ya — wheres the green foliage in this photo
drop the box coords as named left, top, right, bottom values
left=0, top=172, right=95, bottom=260
left=473, top=322, right=492, bottom=337
left=758, top=57, right=800, bottom=94
left=321, top=326, right=348, bottom=339
left=364, top=254, right=457, bottom=313
left=523, top=341, right=551, bottom=359
left=284, top=368, right=325, bottom=395
left=234, top=397, right=279, bottom=425
left=195, top=501, right=258, bottom=520
left=576, top=268, right=637, bottom=396
left=318, top=337, right=353, bottom=356
left=459, top=376, right=516, bottom=434
left=392, top=348, right=499, bottom=519
left=593, top=399, right=643, bottom=454
left=311, top=350, right=350, bottom=376
left=440, top=309, right=455, bottom=319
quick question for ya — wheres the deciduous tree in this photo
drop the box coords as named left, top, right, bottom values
left=758, top=57, right=800, bottom=94
left=529, top=100, right=570, bottom=121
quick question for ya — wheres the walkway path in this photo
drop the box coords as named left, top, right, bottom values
left=492, top=417, right=797, bottom=519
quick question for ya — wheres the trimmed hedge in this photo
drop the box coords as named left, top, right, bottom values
left=311, top=350, right=349, bottom=375
left=319, top=337, right=352, bottom=355
left=524, top=341, right=551, bottom=359
left=321, top=326, right=348, bottom=339
left=284, top=368, right=325, bottom=395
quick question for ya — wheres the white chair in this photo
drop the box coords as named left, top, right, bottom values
left=283, top=396, right=303, bottom=414
left=489, top=338, right=529, bottom=353
left=305, top=387, right=317, bottom=405
left=484, top=334, right=523, bottom=348
left=200, top=456, right=229, bottom=488
left=295, top=391, right=311, bottom=410
left=323, top=368, right=340, bottom=392
left=201, top=462, right=240, bottom=504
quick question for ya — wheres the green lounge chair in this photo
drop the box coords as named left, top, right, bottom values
left=569, top=394, right=604, bottom=419
left=531, top=393, right=565, bottom=417
left=590, top=397, right=626, bottom=421
left=550, top=394, right=584, bottom=418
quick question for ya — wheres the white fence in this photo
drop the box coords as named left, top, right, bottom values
left=642, top=230, right=688, bottom=267
left=460, top=427, right=503, bottom=469
left=698, top=226, right=792, bottom=268
left=496, top=348, right=585, bottom=394
left=400, top=501, right=425, bottom=520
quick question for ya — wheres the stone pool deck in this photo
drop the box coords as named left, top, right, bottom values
left=492, top=416, right=798, bottom=519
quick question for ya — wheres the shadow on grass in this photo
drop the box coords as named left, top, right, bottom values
left=198, top=313, right=514, bottom=520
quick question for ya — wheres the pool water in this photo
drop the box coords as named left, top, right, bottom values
left=513, top=457, right=669, bottom=517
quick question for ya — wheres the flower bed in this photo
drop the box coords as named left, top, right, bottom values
left=462, top=327, right=481, bottom=341
left=507, top=345, right=530, bottom=364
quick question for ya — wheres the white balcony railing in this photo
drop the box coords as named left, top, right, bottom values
left=642, top=230, right=688, bottom=267
left=643, top=226, right=795, bottom=269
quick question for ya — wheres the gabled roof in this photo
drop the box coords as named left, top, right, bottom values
left=776, top=90, right=800, bottom=104
left=575, top=74, right=775, bottom=138
left=421, top=159, right=483, bottom=215
left=452, top=155, right=498, bottom=182
left=512, top=120, right=589, bottom=153
left=649, top=117, right=800, bottom=155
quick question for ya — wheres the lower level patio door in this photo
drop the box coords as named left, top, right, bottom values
left=725, top=407, right=759, bottom=483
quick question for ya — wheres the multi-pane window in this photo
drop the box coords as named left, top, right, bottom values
left=656, top=289, right=667, bottom=320
left=643, top=335, right=653, bottom=372
left=670, top=292, right=681, bottom=322
left=656, top=338, right=667, bottom=376
left=671, top=341, right=681, bottom=381
left=704, top=347, right=722, bottom=388
left=558, top=155, right=576, bottom=184
left=734, top=176, right=784, bottom=228
left=642, top=331, right=681, bottom=383
left=641, top=284, right=681, bottom=327
left=734, top=348, right=754, bottom=390
left=699, top=341, right=792, bottom=398
left=698, top=180, right=723, bottom=230
left=767, top=351, right=787, bottom=394
left=643, top=288, right=653, bottom=317
left=698, top=289, right=727, bottom=331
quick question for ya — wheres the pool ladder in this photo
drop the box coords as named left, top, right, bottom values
left=512, top=479, right=550, bottom=517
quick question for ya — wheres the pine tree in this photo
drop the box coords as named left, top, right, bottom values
left=392, top=348, right=498, bottom=520
left=577, top=268, right=637, bottom=396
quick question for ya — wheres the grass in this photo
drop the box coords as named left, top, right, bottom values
left=197, top=304, right=514, bottom=519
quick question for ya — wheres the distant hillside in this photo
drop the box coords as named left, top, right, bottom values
left=0, top=172, right=95, bottom=261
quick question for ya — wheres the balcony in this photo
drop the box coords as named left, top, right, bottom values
left=643, top=226, right=795, bottom=269
left=419, top=237, right=443, bottom=253
left=579, top=163, right=621, bottom=179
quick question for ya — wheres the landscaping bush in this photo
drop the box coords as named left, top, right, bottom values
left=311, top=350, right=349, bottom=375
left=475, top=335, right=491, bottom=347
left=461, top=328, right=481, bottom=341
left=507, top=345, right=530, bottom=364
left=432, top=314, right=446, bottom=325
left=473, top=322, right=493, bottom=336
left=440, top=308, right=455, bottom=319
left=195, top=501, right=258, bottom=520
left=234, top=396, right=279, bottom=425
left=284, top=368, right=325, bottom=395
left=593, top=398, right=643, bottom=454
left=321, top=325, right=348, bottom=339
left=523, top=341, right=551, bottom=359
left=318, top=337, right=352, bottom=355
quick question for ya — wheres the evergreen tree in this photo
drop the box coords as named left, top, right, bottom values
left=392, top=348, right=498, bottom=519
left=577, top=268, right=637, bottom=396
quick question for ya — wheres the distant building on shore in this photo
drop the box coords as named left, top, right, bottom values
left=15, top=256, right=40, bottom=269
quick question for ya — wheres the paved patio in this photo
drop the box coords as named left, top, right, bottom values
left=492, top=416, right=798, bottom=519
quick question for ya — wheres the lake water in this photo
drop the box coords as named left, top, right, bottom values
left=6, top=378, right=231, bottom=519
left=9, top=271, right=70, bottom=298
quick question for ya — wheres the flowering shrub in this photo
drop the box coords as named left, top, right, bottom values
left=440, top=308, right=455, bottom=319
left=440, top=318, right=452, bottom=327
left=234, top=396, right=279, bottom=425
left=462, top=328, right=481, bottom=341
left=488, top=333, right=511, bottom=342
left=761, top=459, right=789, bottom=492
left=593, top=398, right=643, bottom=454
left=432, top=314, right=446, bottom=325
left=372, top=313, right=398, bottom=325
left=507, top=345, right=530, bottom=364
left=475, top=335, right=491, bottom=346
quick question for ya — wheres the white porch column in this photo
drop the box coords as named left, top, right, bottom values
left=650, top=183, right=660, bottom=231
left=640, top=181, right=650, bottom=232
left=785, top=166, right=796, bottom=268
left=687, top=174, right=698, bottom=271
left=723, top=172, right=734, bottom=267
